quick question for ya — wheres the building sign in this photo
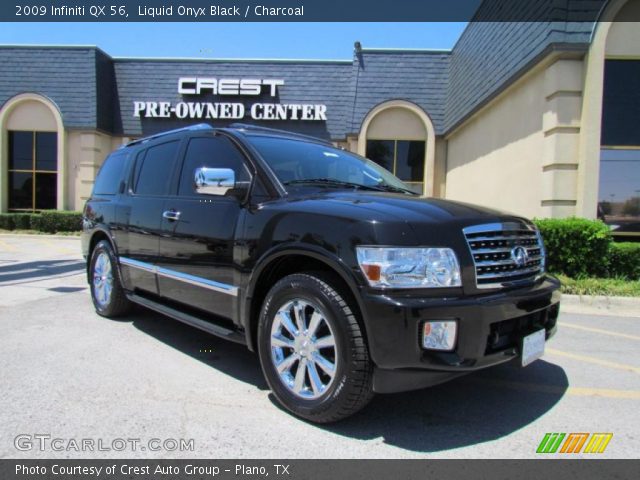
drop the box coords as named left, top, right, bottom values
left=133, top=77, right=327, bottom=121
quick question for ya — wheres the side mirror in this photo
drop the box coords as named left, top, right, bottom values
left=194, top=167, right=236, bottom=196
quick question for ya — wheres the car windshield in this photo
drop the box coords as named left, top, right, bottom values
left=248, top=135, right=416, bottom=194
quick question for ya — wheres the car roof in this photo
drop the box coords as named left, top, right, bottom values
left=224, top=123, right=334, bottom=147
left=122, top=123, right=334, bottom=150
left=123, top=123, right=213, bottom=148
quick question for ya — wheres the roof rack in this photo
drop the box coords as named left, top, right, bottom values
left=228, top=123, right=333, bottom=145
left=124, top=123, right=213, bottom=147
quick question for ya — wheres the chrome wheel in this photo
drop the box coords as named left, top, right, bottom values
left=93, top=251, right=113, bottom=307
left=270, top=299, right=338, bottom=399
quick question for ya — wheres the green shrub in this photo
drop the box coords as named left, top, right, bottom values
left=533, top=217, right=611, bottom=278
left=608, top=242, right=640, bottom=280
left=0, top=211, right=82, bottom=233
left=36, top=210, right=83, bottom=233
left=29, top=214, right=43, bottom=231
left=13, top=213, right=33, bottom=230
left=0, top=213, right=16, bottom=230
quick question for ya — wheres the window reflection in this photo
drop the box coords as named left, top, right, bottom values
left=598, top=149, right=640, bottom=235
left=366, top=139, right=425, bottom=194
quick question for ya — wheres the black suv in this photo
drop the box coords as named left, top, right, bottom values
left=82, top=123, right=560, bottom=423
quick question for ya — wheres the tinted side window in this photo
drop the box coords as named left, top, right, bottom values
left=178, top=137, right=250, bottom=196
left=134, top=141, right=180, bottom=196
left=94, top=151, right=128, bottom=195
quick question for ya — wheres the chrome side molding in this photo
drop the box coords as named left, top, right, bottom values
left=119, top=256, right=238, bottom=296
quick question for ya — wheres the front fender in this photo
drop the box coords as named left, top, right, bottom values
left=242, top=243, right=366, bottom=351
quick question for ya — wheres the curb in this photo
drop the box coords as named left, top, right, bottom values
left=0, top=233, right=81, bottom=240
left=561, top=294, right=640, bottom=318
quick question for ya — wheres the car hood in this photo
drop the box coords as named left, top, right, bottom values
left=285, top=190, right=527, bottom=225
left=277, top=189, right=534, bottom=247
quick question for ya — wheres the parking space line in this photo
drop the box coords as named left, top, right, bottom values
left=560, top=322, right=640, bottom=341
left=546, top=348, right=640, bottom=374
left=473, top=378, right=640, bottom=399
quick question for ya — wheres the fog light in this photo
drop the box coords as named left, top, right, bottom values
left=422, top=321, right=457, bottom=351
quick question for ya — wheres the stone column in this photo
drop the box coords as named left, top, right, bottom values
left=67, top=131, right=115, bottom=211
left=540, top=58, right=584, bottom=218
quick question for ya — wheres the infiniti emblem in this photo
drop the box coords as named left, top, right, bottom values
left=511, top=246, right=529, bottom=267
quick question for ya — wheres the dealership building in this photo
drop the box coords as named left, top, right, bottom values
left=0, top=0, right=638, bottom=234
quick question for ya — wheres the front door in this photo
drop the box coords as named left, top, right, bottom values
left=155, top=134, right=252, bottom=322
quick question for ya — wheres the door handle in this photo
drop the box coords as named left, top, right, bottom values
left=162, top=210, right=181, bottom=221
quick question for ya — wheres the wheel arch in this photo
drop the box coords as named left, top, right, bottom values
left=244, top=247, right=367, bottom=353
left=86, top=227, right=119, bottom=282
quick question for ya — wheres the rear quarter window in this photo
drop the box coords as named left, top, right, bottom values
left=93, top=151, right=129, bottom=195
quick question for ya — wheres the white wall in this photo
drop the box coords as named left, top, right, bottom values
left=445, top=66, right=547, bottom=218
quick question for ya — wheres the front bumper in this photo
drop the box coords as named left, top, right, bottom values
left=359, top=276, right=561, bottom=393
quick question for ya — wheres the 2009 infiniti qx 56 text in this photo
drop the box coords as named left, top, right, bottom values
left=82, top=123, right=560, bottom=423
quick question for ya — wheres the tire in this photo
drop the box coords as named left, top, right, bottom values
left=89, top=240, right=132, bottom=318
left=258, top=272, right=374, bottom=423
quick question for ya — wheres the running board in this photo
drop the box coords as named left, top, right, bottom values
left=127, top=293, right=246, bottom=344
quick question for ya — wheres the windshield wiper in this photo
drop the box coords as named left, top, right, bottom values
left=283, top=178, right=381, bottom=191
left=283, top=178, right=417, bottom=195
left=373, top=184, right=417, bottom=195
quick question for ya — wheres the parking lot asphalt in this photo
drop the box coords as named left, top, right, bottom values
left=0, top=234, right=638, bottom=459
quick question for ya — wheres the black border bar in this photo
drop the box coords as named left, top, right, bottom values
left=2, top=459, right=639, bottom=480
left=3, top=0, right=640, bottom=23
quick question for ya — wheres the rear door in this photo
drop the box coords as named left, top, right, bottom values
left=116, top=139, right=183, bottom=295
left=155, top=134, right=252, bottom=321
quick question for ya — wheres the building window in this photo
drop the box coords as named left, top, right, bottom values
left=8, top=131, right=57, bottom=211
left=366, top=140, right=425, bottom=194
left=600, top=60, right=640, bottom=237
left=598, top=149, right=640, bottom=236
left=602, top=60, right=640, bottom=147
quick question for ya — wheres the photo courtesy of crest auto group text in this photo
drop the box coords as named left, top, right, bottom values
left=0, top=0, right=639, bottom=479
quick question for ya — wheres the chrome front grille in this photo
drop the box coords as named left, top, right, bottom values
left=463, top=222, right=545, bottom=289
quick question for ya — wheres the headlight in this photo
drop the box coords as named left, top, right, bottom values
left=356, top=247, right=461, bottom=288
